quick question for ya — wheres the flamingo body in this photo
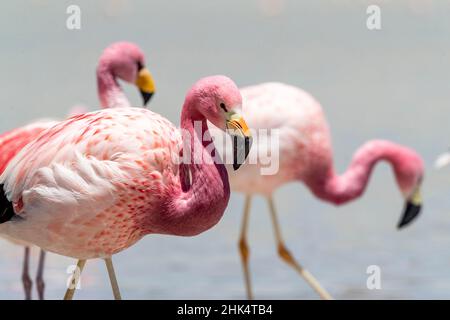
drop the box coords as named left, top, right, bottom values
left=1, top=108, right=180, bottom=258
left=210, top=81, right=424, bottom=300
left=0, top=76, right=249, bottom=262
left=227, top=82, right=332, bottom=195
left=226, top=82, right=423, bottom=203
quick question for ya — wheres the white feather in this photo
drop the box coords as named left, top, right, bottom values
left=435, top=152, right=450, bottom=169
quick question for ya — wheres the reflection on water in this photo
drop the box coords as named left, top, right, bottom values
left=1, top=1, right=450, bottom=299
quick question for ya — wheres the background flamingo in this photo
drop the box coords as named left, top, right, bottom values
left=212, top=82, right=424, bottom=299
left=0, top=75, right=251, bottom=299
left=0, top=41, right=155, bottom=299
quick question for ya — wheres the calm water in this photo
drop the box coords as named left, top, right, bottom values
left=1, top=0, right=450, bottom=299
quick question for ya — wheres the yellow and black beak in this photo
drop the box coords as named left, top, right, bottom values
left=135, top=67, right=156, bottom=106
left=226, top=112, right=252, bottom=170
left=398, top=185, right=422, bottom=229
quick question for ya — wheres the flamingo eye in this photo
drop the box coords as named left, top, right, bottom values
left=220, top=103, right=228, bottom=112
left=136, top=61, right=144, bottom=71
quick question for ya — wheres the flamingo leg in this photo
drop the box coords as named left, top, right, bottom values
left=266, top=196, right=333, bottom=300
left=104, top=257, right=122, bottom=300
left=63, top=259, right=86, bottom=300
left=35, top=249, right=46, bottom=300
left=238, top=194, right=253, bottom=300
left=22, top=246, right=32, bottom=300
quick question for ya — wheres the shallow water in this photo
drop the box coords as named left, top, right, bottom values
left=1, top=0, right=450, bottom=299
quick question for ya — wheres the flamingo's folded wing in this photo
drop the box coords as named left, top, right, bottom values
left=0, top=110, right=144, bottom=220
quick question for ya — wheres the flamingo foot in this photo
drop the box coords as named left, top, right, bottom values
left=267, top=196, right=333, bottom=300
left=276, top=243, right=333, bottom=300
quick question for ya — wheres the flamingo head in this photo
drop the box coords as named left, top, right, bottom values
left=395, top=149, right=424, bottom=229
left=97, top=41, right=155, bottom=106
left=189, top=75, right=252, bottom=170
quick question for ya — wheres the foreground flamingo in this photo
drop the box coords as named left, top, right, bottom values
left=214, top=82, right=424, bottom=299
left=0, top=41, right=155, bottom=299
left=0, top=75, right=252, bottom=299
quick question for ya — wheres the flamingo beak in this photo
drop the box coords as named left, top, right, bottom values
left=398, top=185, right=422, bottom=229
left=226, top=112, right=252, bottom=170
left=135, top=67, right=156, bottom=106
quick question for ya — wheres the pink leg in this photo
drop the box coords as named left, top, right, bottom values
left=35, top=249, right=46, bottom=300
left=22, top=247, right=32, bottom=300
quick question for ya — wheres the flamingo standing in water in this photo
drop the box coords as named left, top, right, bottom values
left=213, top=82, right=424, bottom=299
left=0, top=75, right=252, bottom=300
left=0, top=41, right=155, bottom=299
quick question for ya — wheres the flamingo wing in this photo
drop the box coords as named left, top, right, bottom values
left=0, top=108, right=180, bottom=223
left=0, top=120, right=59, bottom=174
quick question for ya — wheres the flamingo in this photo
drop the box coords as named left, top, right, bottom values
left=0, top=41, right=155, bottom=299
left=212, top=82, right=424, bottom=299
left=0, top=75, right=252, bottom=300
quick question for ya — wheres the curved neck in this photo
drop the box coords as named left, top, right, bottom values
left=304, top=140, right=413, bottom=205
left=97, top=66, right=131, bottom=108
left=151, top=100, right=229, bottom=236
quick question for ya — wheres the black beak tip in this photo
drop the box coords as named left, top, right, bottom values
left=140, top=91, right=154, bottom=106
left=232, top=136, right=252, bottom=171
left=245, top=136, right=253, bottom=156
left=397, top=201, right=422, bottom=229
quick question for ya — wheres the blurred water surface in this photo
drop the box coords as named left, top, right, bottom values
left=1, top=0, right=450, bottom=299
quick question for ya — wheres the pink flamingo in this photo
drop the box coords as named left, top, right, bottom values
left=220, top=82, right=424, bottom=299
left=0, top=75, right=252, bottom=300
left=97, top=42, right=156, bottom=108
left=0, top=41, right=155, bottom=299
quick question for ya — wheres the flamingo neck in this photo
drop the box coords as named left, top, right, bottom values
left=304, top=140, right=418, bottom=205
left=97, top=66, right=131, bottom=108
left=154, top=101, right=230, bottom=236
